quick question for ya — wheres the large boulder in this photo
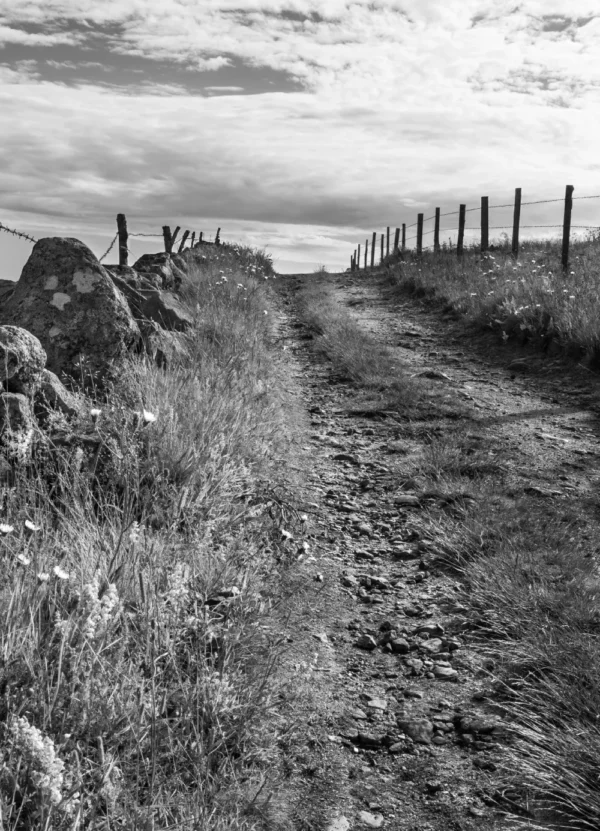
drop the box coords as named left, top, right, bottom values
left=0, top=326, right=47, bottom=394
left=0, top=238, right=140, bottom=381
left=132, top=253, right=187, bottom=291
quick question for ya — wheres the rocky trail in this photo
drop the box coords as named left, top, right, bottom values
left=266, top=270, right=600, bottom=831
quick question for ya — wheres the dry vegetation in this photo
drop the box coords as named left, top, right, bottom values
left=0, top=243, right=304, bottom=829
left=297, top=259, right=600, bottom=831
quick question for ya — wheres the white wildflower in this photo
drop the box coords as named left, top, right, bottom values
left=24, top=520, right=40, bottom=532
left=128, top=521, right=141, bottom=544
left=142, top=410, right=156, bottom=424
left=16, top=553, right=31, bottom=566
left=8, top=715, right=66, bottom=806
left=0, top=523, right=14, bottom=534
left=80, top=571, right=120, bottom=641
left=37, top=572, right=50, bottom=583
left=53, top=566, right=69, bottom=580
left=90, top=408, right=101, bottom=419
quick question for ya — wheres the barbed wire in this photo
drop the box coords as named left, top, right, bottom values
left=98, top=233, right=118, bottom=263
left=129, top=232, right=164, bottom=238
left=0, top=222, right=37, bottom=243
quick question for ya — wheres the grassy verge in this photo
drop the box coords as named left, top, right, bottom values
left=294, top=275, right=600, bottom=830
left=0, top=243, right=301, bottom=829
left=382, top=233, right=600, bottom=362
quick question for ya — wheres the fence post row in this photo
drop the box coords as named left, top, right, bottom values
left=457, top=204, right=466, bottom=257
left=116, top=214, right=128, bottom=267
left=512, top=188, right=522, bottom=259
left=562, top=185, right=574, bottom=272
left=434, top=208, right=440, bottom=253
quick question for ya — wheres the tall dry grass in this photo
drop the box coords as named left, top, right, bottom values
left=0, top=243, right=300, bottom=829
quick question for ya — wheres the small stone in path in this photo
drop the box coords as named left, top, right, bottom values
left=358, top=810, right=384, bottom=828
left=434, top=665, right=458, bottom=681
left=326, top=816, right=351, bottom=831
left=366, top=698, right=387, bottom=710
left=355, top=634, right=378, bottom=650
left=398, top=718, right=434, bottom=745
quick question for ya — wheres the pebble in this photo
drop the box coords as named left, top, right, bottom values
left=355, top=634, right=378, bottom=651
left=327, top=816, right=351, bottom=831
left=358, top=811, right=384, bottom=828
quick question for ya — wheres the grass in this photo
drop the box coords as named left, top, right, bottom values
left=0, top=242, right=304, bottom=829
left=381, top=231, right=600, bottom=362
left=293, top=272, right=600, bottom=830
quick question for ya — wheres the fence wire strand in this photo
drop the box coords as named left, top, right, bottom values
left=0, top=222, right=37, bottom=243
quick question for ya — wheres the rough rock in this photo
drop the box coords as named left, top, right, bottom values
left=358, top=811, right=384, bottom=828
left=138, top=321, right=190, bottom=368
left=0, top=393, right=35, bottom=435
left=132, top=253, right=187, bottom=290
left=354, top=634, right=378, bottom=650
left=35, top=369, right=82, bottom=419
left=0, top=238, right=140, bottom=381
left=397, top=718, right=434, bottom=745
left=109, top=269, right=193, bottom=331
left=0, top=280, right=15, bottom=305
left=0, top=326, right=47, bottom=394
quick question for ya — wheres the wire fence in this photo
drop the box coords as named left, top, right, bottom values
left=351, top=187, right=600, bottom=274
left=0, top=215, right=223, bottom=269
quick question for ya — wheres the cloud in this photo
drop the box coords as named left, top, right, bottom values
left=0, top=0, right=599, bottom=274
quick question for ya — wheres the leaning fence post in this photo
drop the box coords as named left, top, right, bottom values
left=190, top=231, right=196, bottom=248
left=177, top=230, right=190, bottom=253
left=401, top=224, right=406, bottom=251
left=170, top=226, right=181, bottom=253
left=434, top=208, right=440, bottom=253
left=215, top=228, right=221, bottom=245
left=116, top=214, right=128, bottom=266
left=364, top=239, right=368, bottom=269
left=512, top=188, right=521, bottom=259
left=481, top=197, right=489, bottom=253
left=417, top=214, right=424, bottom=255
left=562, top=185, right=574, bottom=272
left=162, top=225, right=172, bottom=254
left=371, top=232, right=376, bottom=268
left=393, top=227, right=400, bottom=253
left=457, top=204, right=466, bottom=256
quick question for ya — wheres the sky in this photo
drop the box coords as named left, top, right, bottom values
left=1, top=0, right=600, bottom=278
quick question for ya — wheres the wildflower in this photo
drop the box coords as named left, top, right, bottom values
left=470, top=292, right=477, bottom=297
left=263, top=310, right=268, bottom=315
left=90, top=408, right=101, bottom=419
left=37, top=572, right=50, bottom=582
left=142, top=410, right=156, bottom=424
left=569, top=295, right=575, bottom=300
left=17, top=553, right=31, bottom=566
left=53, top=566, right=69, bottom=580
left=281, top=529, right=293, bottom=540
left=24, top=520, right=40, bottom=533
left=128, top=521, right=141, bottom=544
left=0, top=523, right=14, bottom=534
left=8, top=715, right=66, bottom=806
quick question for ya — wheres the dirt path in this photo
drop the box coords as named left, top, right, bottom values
left=267, top=270, right=600, bottom=831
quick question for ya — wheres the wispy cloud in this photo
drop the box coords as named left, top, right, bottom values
left=0, top=0, right=599, bottom=275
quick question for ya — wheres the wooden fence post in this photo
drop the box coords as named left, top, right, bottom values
left=190, top=231, right=196, bottom=248
left=386, top=226, right=390, bottom=257
left=170, top=226, right=181, bottom=253
left=364, top=239, right=368, bottom=269
left=401, top=224, right=406, bottom=251
left=199, top=231, right=203, bottom=243
left=371, top=232, right=376, bottom=268
left=434, top=208, right=440, bottom=253
left=481, top=197, right=489, bottom=253
left=116, top=214, right=128, bottom=266
left=162, top=225, right=172, bottom=254
left=394, top=227, right=400, bottom=253
left=512, top=187, right=521, bottom=259
left=357, top=243, right=361, bottom=271
left=380, top=233, right=384, bottom=264
left=177, top=230, right=190, bottom=253
left=562, top=185, right=574, bottom=272
left=457, top=204, right=466, bottom=256
left=215, top=227, right=221, bottom=245
left=417, top=214, right=424, bottom=255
